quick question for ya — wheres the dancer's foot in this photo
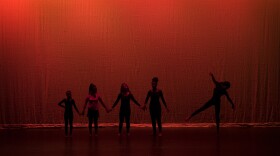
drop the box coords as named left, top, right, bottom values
left=185, top=116, right=191, bottom=122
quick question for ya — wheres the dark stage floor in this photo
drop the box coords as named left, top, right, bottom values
left=1, top=127, right=280, bottom=156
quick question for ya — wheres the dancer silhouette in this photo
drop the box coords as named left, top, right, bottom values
left=82, top=83, right=109, bottom=136
left=143, top=77, right=169, bottom=136
left=186, top=73, right=235, bottom=133
left=110, top=83, right=142, bottom=136
left=58, top=90, right=80, bottom=137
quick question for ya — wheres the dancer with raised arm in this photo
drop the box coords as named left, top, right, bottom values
left=186, top=73, right=235, bottom=133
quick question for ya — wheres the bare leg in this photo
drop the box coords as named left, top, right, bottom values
left=88, top=117, right=93, bottom=136
left=215, top=103, right=221, bottom=133
left=64, top=115, right=68, bottom=136
left=125, top=113, right=131, bottom=135
left=186, top=100, right=213, bottom=121
left=119, top=112, right=124, bottom=135
left=69, top=114, right=73, bottom=136
left=157, top=110, right=162, bottom=136
left=93, top=115, right=98, bottom=136
left=150, top=110, right=157, bottom=136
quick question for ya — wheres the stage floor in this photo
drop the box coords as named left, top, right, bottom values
left=1, top=127, right=279, bottom=156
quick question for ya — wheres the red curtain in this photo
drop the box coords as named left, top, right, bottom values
left=0, top=0, right=279, bottom=125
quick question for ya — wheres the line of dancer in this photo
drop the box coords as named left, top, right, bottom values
left=57, top=73, right=235, bottom=137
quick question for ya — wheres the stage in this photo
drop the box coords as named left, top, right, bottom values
left=1, top=126, right=279, bottom=156
left=1, top=1, right=279, bottom=155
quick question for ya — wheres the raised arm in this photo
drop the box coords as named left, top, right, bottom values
left=130, top=94, right=141, bottom=107
left=58, top=99, right=66, bottom=108
left=225, top=91, right=235, bottom=109
left=210, top=73, right=218, bottom=85
left=112, top=94, right=121, bottom=109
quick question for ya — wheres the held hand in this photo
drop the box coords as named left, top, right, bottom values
left=185, top=116, right=191, bottom=122
left=106, top=107, right=112, bottom=113
left=139, top=105, right=145, bottom=111
left=166, top=108, right=170, bottom=113
left=140, top=105, right=147, bottom=111
left=107, top=108, right=113, bottom=113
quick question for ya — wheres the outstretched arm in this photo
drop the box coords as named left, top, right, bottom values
left=144, top=91, right=150, bottom=105
left=72, top=100, right=80, bottom=114
left=225, top=92, right=235, bottom=109
left=130, top=94, right=141, bottom=107
left=98, top=96, right=109, bottom=112
left=142, top=91, right=151, bottom=110
left=82, top=98, right=88, bottom=115
left=58, top=99, right=65, bottom=108
left=210, top=72, right=218, bottom=85
left=112, top=94, right=121, bottom=110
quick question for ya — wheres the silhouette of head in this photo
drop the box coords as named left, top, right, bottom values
left=66, top=90, right=72, bottom=99
left=89, top=83, right=97, bottom=94
left=152, top=77, right=158, bottom=89
left=121, top=83, right=129, bottom=93
left=222, top=81, right=230, bottom=89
